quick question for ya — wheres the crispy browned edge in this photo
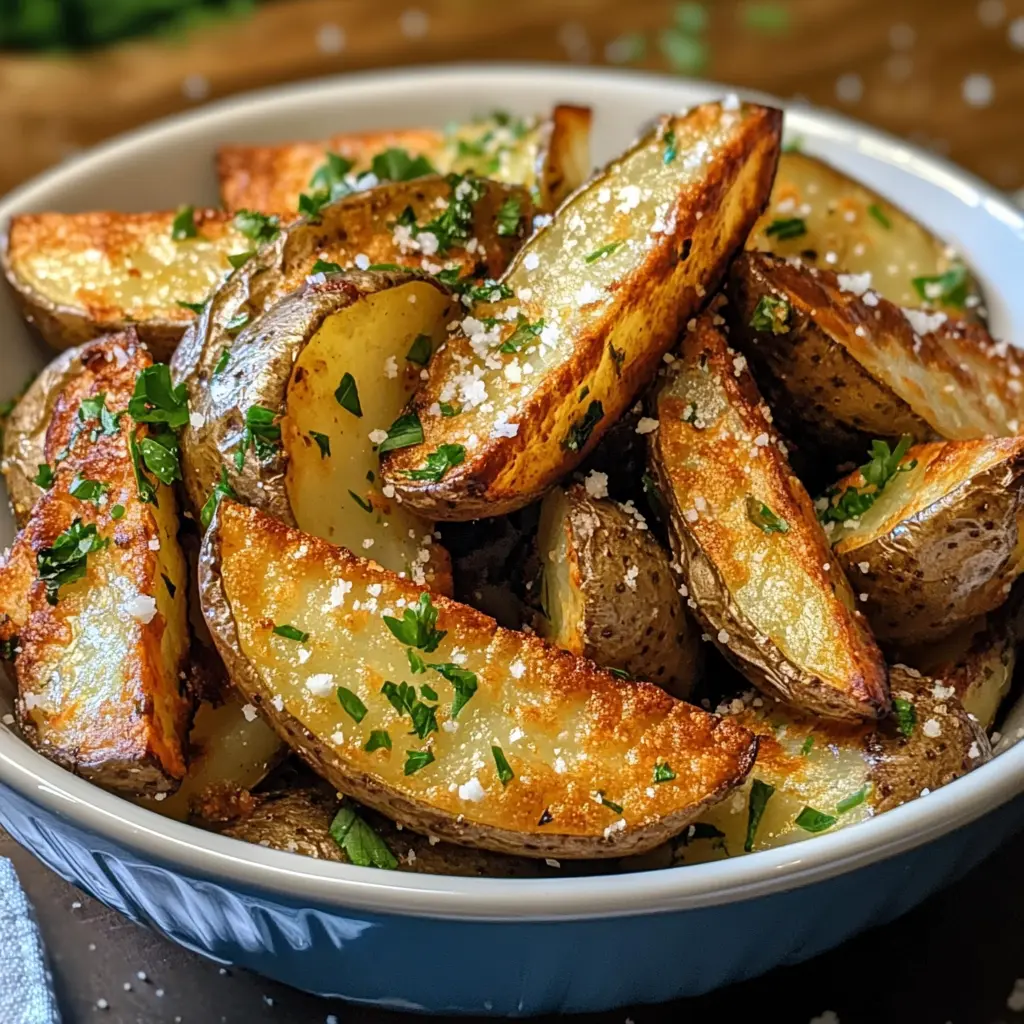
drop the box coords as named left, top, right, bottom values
left=649, top=312, right=890, bottom=722
left=199, top=500, right=757, bottom=859
left=0, top=331, right=193, bottom=792
left=539, top=105, right=594, bottom=211
left=382, top=104, right=784, bottom=521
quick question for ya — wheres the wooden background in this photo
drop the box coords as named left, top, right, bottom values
left=1, top=0, right=1024, bottom=197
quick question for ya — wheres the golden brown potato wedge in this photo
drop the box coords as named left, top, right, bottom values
left=535, top=483, right=700, bottom=699
left=217, top=106, right=592, bottom=214
left=3, top=210, right=252, bottom=359
left=673, top=664, right=989, bottom=863
left=824, top=437, right=1024, bottom=646
left=0, top=333, right=191, bottom=794
left=382, top=101, right=783, bottom=521
left=747, top=151, right=984, bottom=316
left=199, top=501, right=757, bottom=859
left=728, top=252, right=1024, bottom=467
left=647, top=312, right=889, bottom=722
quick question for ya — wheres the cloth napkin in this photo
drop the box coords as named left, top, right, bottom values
left=0, top=857, right=61, bottom=1024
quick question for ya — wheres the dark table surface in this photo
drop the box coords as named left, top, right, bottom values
left=4, top=824, right=1024, bottom=1024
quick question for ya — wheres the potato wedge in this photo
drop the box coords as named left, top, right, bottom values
left=179, top=271, right=459, bottom=589
left=3, top=210, right=252, bottom=359
left=0, top=332, right=191, bottom=794
left=199, top=501, right=757, bottom=859
left=825, top=437, right=1024, bottom=645
left=748, top=151, right=984, bottom=316
left=535, top=484, right=700, bottom=699
left=728, top=253, right=1024, bottom=467
left=217, top=106, right=592, bottom=214
left=673, top=665, right=990, bottom=863
left=648, top=312, right=889, bottom=721
left=382, top=102, right=783, bottom=520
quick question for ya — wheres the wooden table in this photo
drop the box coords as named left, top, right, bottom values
left=1, top=0, right=1023, bottom=197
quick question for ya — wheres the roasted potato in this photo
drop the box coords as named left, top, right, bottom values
left=0, top=332, right=191, bottom=794
left=648, top=312, right=889, bottom=722
left=672, top=664, right=990, bottom=863
left=199, top=500, right=758, bottom=859
left=217, top=106, right=592, bottom=214
left=824, top=437, right=1024, bottom=646
left=3, top=210, right=252, bottom=359
left=747, top=151, right=984, bottom=316
left=382, top=101, right=783, bottom=520
left=728, top=252, right=1024, bottom=468
left=535, top=483, right=700, bottom=699
left=178, top=271, right=458, bottom=589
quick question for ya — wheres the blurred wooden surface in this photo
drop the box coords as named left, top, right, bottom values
left=1, top=0, right=1023, bottom=197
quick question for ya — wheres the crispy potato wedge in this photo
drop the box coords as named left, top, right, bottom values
left=535, top=484, right=700, bottom=699
left=648, top=312, right=889, bottom=721
left=217, top=106, right=592, bottom=214
left=382, top=102, right=783, bottom=520
left=728, top=253, right=1024, bottom=466
left=199, top=501, right=757, bottom=859
left=748, top=151, right=984, bottom=316
left=0, top=333, right=191, bottom=794
left=825, top=438, right=1024, bottom=645
left=179, top=271, right=458, bottom=589
left=3, top=210, right=252, bottom=359
left=673, top=664, right=990, bottom=863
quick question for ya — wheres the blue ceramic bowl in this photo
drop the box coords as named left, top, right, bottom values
left=2, top=66, right=1024, bottom=1015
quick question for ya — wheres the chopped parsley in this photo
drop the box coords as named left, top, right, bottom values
left=228, top=251, right=254, bottom=269
left=33, top=464, right=54, bottom=489
left=404, top=749, right=435, bottom=775
left=800, top=734, right=814, bottom=756
left=641, top=472, right=667, bottom=522
left=233, top=209, right=281, bottom=245
left=364, top=730, right=392, bottom=753
left=200, top=466, right=236, bottom=529
left=129, top=434, right=157, bottom=505
left=301, top=152, right=356, bottom=213
left=401, top=443, right=465, bottom=482
left=427, top=661, right=478, bottom=717
left=912, top=265, right=969, bottom=308
left=225, top=312, right=249, bottom=336
left=234, top=405, right=282, bottom=469
left=213, top=348, right=232, bottom=375
left=336, top=686, right=368, bottom=723
left=584, top=240, right=625, bottom=264
left=407, top=649, right=426, bottom=673
left=420, top=683, right=439, bottom=702
left=609, top=343, right=626, bottom=376
left=837, top=785, right=869, bottom=814
left=110, top=504, right=125, bottom=521
left=744, top=778, right=775, bottom=852
left=396, top=173, right=484, bottom=256
left=366, top=262, right=405, bottom=272
left=597, top=793, right=624, bottom=814
left=381, top=681, right=438, bottom=739
left=311, top=258, right=343, bottom=274
left=371, top=147, right=436, bottom=183
left=795, top=806, right=837, bottom=833
left=750, top=293, right=791, bottom=334
left=819, top=435, right=916, bottom=525
left=298, top=190, right=332, bottom=218
left=745, top=497, right=789, bottom=534
left=562, top=400, right=603, bottom=453
left=170, top=205, right=198, bottom=241
left=405, top=334, right=433, bottom=366
left=663, top=127, right=678, bottom=164
left=377, top=411, right=424, bottom=453
left=867, top=203, right=892, bottom=229
left=893, top=696, right=916, bottom=738
left=69, top=476, right=109, bottom=505
left=177, top=299, right=206, bottom=314
left=334, top=372, right=362, bottom=417
left=37, top=518, right=108, bottom=605
left=329, top=804, right=398, bottom=869
left=348, top=490, right=373, bottom=513
left=272, top=623, right=309, bottom=642
left=439, top=402, right=461, bottom=418
left=653, top=761, right=676, bottom=783
left=310, top=431, right=331, bottom=458
left=139, top=434, right=181, bottom=485
left=383, top=592, right=446, bottom=652
left=607, top=667, right=631, bottom=680
left=765, top=217, right=807, bottom=241
left=128, top=365, right=189, bottom=430
left=495, top=195, right=523, bottom=236
left=499, top=315, right=545, bottom=354
left=79, top=393, right=122, bottom=436
left=492, top=746, right=514, bottom=785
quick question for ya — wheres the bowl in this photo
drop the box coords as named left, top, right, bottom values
left=2, top=64, right=1024, bottom=1016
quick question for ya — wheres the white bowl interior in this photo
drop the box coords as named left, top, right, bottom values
left=2, top=64, right=1024, bottom=920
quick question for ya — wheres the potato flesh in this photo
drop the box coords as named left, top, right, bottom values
left=6, top=211, right=248, bottom=326
left=283, top=282, right=452, bottom=579
left=208, top=502, right=756, bottom=848
left=748, top=152, right=981, bottom=315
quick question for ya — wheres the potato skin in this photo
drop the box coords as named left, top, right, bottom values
left=829, top=438, right=1024, bottom=646
left=536, top=484, right=700, bottom=699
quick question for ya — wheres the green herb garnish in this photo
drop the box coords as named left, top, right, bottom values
left=329, top=804, right=398, bottom=869
left=663, top=128, right=678, bottom=164
left=33, top=464, right=54, bottom=489
left=492, top=746, right=514, bottom=785
left=272, top=623, right=309, bottom=643
left=819, top=436, right=916, bottom=525
left=495, top=195, right=522, bottom=236
left=129, top=434, right=157, bottom=506
left=225, top=312, right=249, bottom=336
left=427, top=661, right=478, bottom=717
left=334, top=372, right=362, bottom=417
left=584, top=240, right=624, bottom=264
left=439, top=402, right=461, bottom=418
left=800, top=735, right=814, bottom=756
left=912, top=265, right=969, bottom=308
left=310, top=431, right=331, bottom=458
left=348, top=490, right=373, bottom=513
left=110, top=504, right=125, bottom=520
left=868, top=203, right=891, bottom=229
left=37, top=518, right=108, bottom=605
left=79, top=393, right=122, bottom=436
left=765, top=217, right=807, bottom=241
left=750, top=294, right=791, bottom=334
left=598, top=793, right=624, bottom=814
left=171, top=205, right=198, bottom=241
left=139, top=434, right=181, bottom=485
left=401, top=443, right=465, bottom=482
left=129, top=365, right=189, bottom=430
left=653, top=762, right=677, bottom=783
left=837, top=785, right=869, bottom=814
left=364, top=730, right=392, bottom=753
left=405, top=334, right=433, bottom=366
left=404, top=749, right=435, bottom=775
left=227, top=251, right=254, bottom=269
left=235, top=405, right=281, bottom=469
left=745, top=497, right=789, bottom=534
left=371, top=148, right=437, bottom=183
left=177, top=300, right=206, bottom=314
left=383, top=592, right=446, bottom=652
left=499, top=315, right=545, bottom=354
left=200, top=467, right=236, bottom=530
left=562, top=400, right=603, bottom=453
left=407, top=649, right=426, bottom=673
left=795, top=806, right=837, bottom=833
left=377, top=411, right=424, bottom=453
left=233, top=209, right=280, bottom=245
left=893, top=697, right=916, bottom=737
left=213, top=348, right=232, bottom=375
left=744, top=779, right=775, bottom=852
left=337, top=686, right=368, bottom=723
left=420, top=683, right=439, bottom=702
left=69, top=476, right=109, bottom=505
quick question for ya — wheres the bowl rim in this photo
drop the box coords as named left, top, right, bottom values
left=2, top=61, right=1024, bottom=923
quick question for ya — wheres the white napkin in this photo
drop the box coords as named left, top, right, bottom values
left=0, top=857, right=61, bottom=1024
